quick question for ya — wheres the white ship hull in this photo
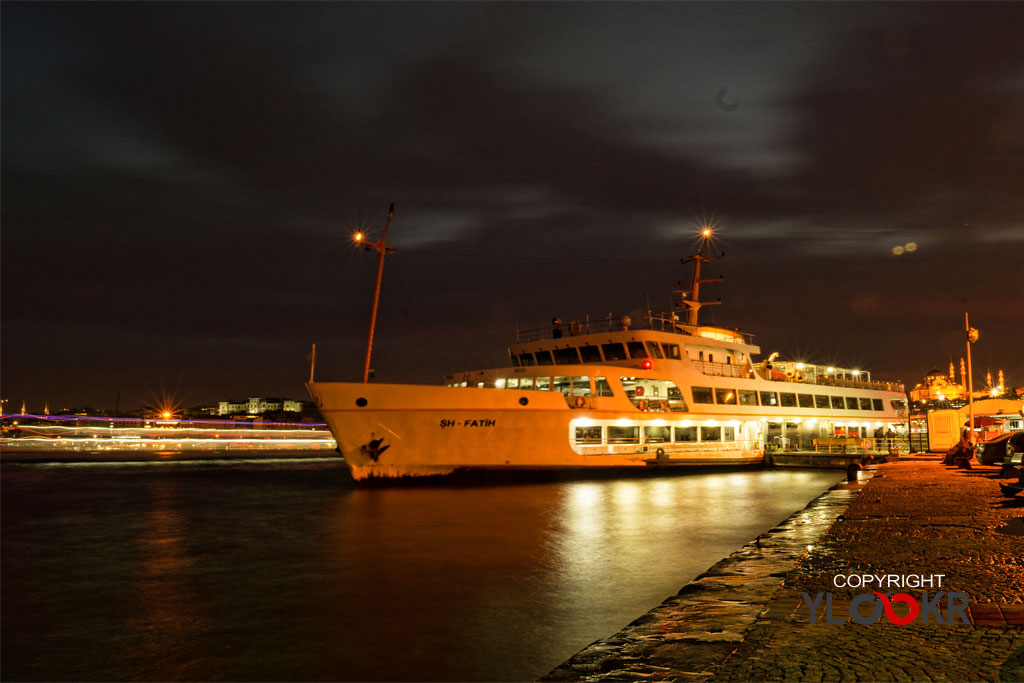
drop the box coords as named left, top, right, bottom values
left=307, top=381, right=764, bottom=481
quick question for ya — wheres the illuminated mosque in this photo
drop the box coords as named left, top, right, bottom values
left=910, top=359, right=1012, bottom=407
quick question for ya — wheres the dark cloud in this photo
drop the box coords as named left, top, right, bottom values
left=2, top=2, right=1022, bottom=410
left=782, top=4, right=1024, bottom=234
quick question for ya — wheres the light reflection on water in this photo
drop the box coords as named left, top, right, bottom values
left=1, top=463, right=839, bottom=681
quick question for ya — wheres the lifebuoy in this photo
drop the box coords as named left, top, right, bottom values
left=860, top=438, right=872, bottom=450
left=637, top=399, right=648, bottom=411
left=660, top=400, right=669, bottom=411
left=656, top=448, right=665, bottom=457
left=635, top=386, right=645, bottom=396
left=574, top=395, right=586, bottom=408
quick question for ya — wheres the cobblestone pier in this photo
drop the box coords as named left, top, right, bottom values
left=544, top=458, right=1024, bottom=681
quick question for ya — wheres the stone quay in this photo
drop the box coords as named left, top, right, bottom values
left=544, top=456, right=1024, bottom=682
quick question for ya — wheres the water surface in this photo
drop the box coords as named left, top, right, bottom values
left=2, top=460, right=840, bottom=681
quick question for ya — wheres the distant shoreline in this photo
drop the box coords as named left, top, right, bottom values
left=0, top=448, right=343, bottom=465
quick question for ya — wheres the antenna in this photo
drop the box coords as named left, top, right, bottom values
left=309, top=343, right=317, bottom=383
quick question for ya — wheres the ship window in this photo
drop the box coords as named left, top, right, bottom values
left=666, top=384, right=688, bottom=412
left=622, top=377, right=688, bottom=411
left=662, top=343, right=681, bottom=359
left=626, top=341, right=646, bottom=358
left=595, top=377, right=613, bottom=397
left=575, top=426, right=602, bottom=444
left=675, top=426, right=698, bottom=442
left=519, top=377, right=534, bottom=390
left=495, top=378, right=506, bottom=389
left=553, top=347, right=581, bottom=364
left=760, top=391, right=779, bottom=406
left=723, top=426, right=736, bottom=441
left=506, top=378, right=519, bottom=389
left=872, top=399, right=883, bottom=411
left=510, top=354, right=521, bottom=367
left=859, top=398, right=873, bottom=410
left=701, top=426, right=722, bottom=441
left=571, top=376, right=592, bottom=396
left=845, top=396, right=859, bottom=410
left=645, top=341, right=664, bottom=359
left=553, top=376, right=571, bottom=395
left=779, top=393, right=797, bottom=407
left=536, top=377, right=551, bottom=391
left=715, top=388, right=738, bottom=405
left=692, top=387, right=714, bottom=404
left=608, top=425, right=640, bottom=444
left=738, top=390, right=758, bottom=406
left=601, top=343, right=627, bottom=361
left=830, top=396, right=844, bottom=409
left=644, top=426, right=671, bottom=443
left=518, top=353, right=536, bottom=367
left=815, top=395, right=830, bottom=409
left=535, top=350, right=554, bottom=366
left=580, top=345, right=601, bottom=363
left=798, top=394, right=814, bottom=408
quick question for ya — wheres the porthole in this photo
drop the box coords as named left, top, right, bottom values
left=355, top=397, right=368, bottom=407
left=519, top=397, right=529, bottom=406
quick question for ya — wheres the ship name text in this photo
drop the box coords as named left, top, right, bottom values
left=440, top=418, right=497, bottom=429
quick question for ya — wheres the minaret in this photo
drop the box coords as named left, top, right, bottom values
left=998, top=369, right=1005, bottom=393
left=20, top=399, right=26, bottom=414
left=986, top=370, right=993, bottom=389
left=949, top=359, right=955, bottom=381
left=44, top=401, right=50, bottom=416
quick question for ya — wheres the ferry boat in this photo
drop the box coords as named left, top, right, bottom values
left=308, top=227, right=908, bottom=482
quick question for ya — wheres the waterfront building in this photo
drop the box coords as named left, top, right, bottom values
left=910, top=364, right=968, bottom=408
left=218, top=397, right=306, bottom=416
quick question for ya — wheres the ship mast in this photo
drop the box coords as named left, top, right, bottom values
left=355, top=204, right=396, bottom=384
left=679, top=228, right=723, bottom=326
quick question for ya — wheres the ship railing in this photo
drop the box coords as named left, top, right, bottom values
left=691, top=360, right=751, bottom=379
left=812, top=377, right=905, bottom=393
left=575, top=439, right=760, bottom=456
left=812, top=436, right=911, bottom=456
left=513, top=314, right=756, bottom=345
left=755, top=368, right=904, bottom=393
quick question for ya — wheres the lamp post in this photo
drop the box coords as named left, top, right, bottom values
left=965, top=313, right=979, bottom=445
left=355, top=204, right=396, bottom=384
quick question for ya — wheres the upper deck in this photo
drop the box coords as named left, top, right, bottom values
left=497, top=315, right=903, bottom=394
left=513, top=315, right=756, bottom=348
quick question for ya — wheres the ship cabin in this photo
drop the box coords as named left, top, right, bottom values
left=441, top=314, right=908, bottom=454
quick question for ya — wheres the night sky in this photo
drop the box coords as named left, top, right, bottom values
left=3, top=2, right=1023, bottom=413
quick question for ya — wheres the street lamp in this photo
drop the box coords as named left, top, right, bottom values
left=965, top=313, right=979, bottom=445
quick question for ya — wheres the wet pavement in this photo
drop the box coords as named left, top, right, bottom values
left=544, top=458, right=1024, bottom=681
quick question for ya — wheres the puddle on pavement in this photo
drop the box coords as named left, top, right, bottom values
left=994, top=517, right=1024, bottom=536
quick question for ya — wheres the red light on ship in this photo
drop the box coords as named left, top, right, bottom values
left=641, top=359, right=653, bottom=370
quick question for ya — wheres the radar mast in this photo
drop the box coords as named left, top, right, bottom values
left=679, top=227, right=724, bottom=326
